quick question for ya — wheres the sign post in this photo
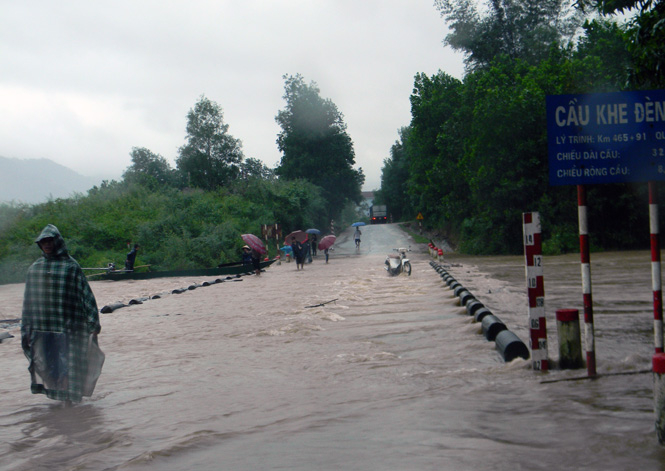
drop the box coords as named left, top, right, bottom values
left=547, top=90, right=665, bottom=372
left=650, top=182, right=664, bottom=354
left=523, top=212, right=548, bottom=371
left=417, top=212, right=424, bottom=234
left=577, top=185, right=596, bottom=376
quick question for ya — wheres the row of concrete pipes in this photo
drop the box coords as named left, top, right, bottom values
left=99, top=274, right=246, bottom=314
left=429, top=261, right=530, bottom=363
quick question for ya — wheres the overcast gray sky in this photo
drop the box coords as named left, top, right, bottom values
left=0, top=0, right=464, bottom=190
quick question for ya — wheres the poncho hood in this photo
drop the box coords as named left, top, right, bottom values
left=35, top=224, right=68, bottom=258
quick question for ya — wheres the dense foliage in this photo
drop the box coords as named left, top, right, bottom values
left=176, top=96, right=244, bottom=190
left=0, top=177, right=333, bottom=284
left=578, top=0, right=665, bottom=87
left=376, top=1, right=664, bottom=255
left=275, top=74, right=365, bottom=221
left=435, top=0, right=584, bottom=71
left=0, top=90, right=365, bottom=284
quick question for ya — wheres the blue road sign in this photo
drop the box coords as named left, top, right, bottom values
left=547, top=90, right=665, bottom=186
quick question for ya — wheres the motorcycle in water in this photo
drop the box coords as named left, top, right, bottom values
left=385, top=247, right=411, bottom=276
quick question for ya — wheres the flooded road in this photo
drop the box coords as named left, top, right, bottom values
left=1, top=223, right=664, bottom=470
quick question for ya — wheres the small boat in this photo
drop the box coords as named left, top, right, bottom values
left=87, top=259, right=277, bottom=281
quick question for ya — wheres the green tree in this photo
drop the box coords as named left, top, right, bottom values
left=176, top=95, right=244, bottom=190
left=377, top=127, right=413, bottom=222
left=572, top=19, right=632, bottom=90
left=123, top=147, right=176, bottom=188
left=434, top=0, right=584, bottom=71
left=407, top=71, right=464, bottom=225
left=275, top=74, right=364, bottom=220
left=577, top=0, right=665, bottom=87
left=239, top=157, right=275, bottom=181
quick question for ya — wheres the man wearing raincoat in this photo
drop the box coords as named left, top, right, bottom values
left=21, top=224, right=104, bottom=403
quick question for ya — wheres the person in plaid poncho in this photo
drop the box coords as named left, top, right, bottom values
left=21, top=224, right=104, bottom=403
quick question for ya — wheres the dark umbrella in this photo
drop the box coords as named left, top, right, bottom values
left=318, top=235, right=336, bottom=250
left=305, top=228, right=321, bottom=235
left=285, top=230, right=308, bottom=245
left=241, top=234, right=267, bottom=254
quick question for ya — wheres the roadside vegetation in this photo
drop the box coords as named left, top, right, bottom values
left=374, top=0, right=665, bottom=255
left=0, top=77, right=365, bottom=284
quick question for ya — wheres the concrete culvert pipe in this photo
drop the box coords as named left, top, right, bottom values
left=129, top=297, right=149, bottom=305
left=449, top=281, right=461, bottom=291
left=100, top=302, right=126, bottom=313
left=459, top=291, right=475, bottom=306
left=495, top=330, right=530, bottom=362
left=466, top=300, right=485, bottom=316
left=474, top=307, right=493, bottom=323
left=453, top=285, right=467, bottom=297
left=481, top=314, right=507, bottom=341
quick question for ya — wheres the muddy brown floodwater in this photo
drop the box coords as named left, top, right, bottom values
left=1, top=223, right=665, bottom=470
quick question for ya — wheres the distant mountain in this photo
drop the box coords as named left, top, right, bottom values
left=0, top=156, right=105, bottom=205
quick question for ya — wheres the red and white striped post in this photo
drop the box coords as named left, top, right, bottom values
left=650, top=181, right=664, bottom=354
left=653, top=353, right=665, bottom=444
left=523, top=212, right=548, bottom=371
left=578, top=185, right=596, bottom=377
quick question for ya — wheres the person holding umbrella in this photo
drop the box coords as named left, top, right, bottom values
left=240, top=245, right=261, bottom=276
left=291, top=236, right=305, bottom=270
left=317, top=234, right=336, bottom=264
left=311, top=234, right=317, bottom=256
left=240, top=234, right=267, bottom=276
left=303, top=238, right=312, bottom=264
left=305, top=228, right=320, bottom=257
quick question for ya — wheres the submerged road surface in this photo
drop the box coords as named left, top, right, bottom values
left=0, top=223, right=664, bottom=470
